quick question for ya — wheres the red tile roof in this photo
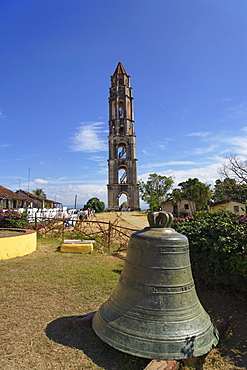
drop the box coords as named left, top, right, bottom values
left=0, top=186, right=28, bottom=200
left=17, top=189, right=62, bottom=204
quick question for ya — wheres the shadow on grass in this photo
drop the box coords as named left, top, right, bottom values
left=46, top=316, right=150, bottom=370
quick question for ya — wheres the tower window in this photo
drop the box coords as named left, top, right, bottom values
left=119, top=101, right=124, bottom=118
left=111, top=101, right=116, bottom=119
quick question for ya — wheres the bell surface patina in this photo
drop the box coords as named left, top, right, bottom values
left=92, top=211, right=219, bottom=360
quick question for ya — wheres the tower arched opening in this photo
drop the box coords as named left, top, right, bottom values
left=118, top=141, right=127, bottom=159
left=118, top=165, right=127, bottom=184
left=118, top=192, right=129, bottom=211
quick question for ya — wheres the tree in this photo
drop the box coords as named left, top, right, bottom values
left=139, top=173, right=174, bottom=211
left=219, top=155, right=247, bottom=184
left=84, top=197, right=105, bottom=213
left=177, top=178, right=212, bottom=211
left=213, top=178, right=247, bottom=203
left=167, top=188, right=183, bottom=216
left=32, top=188, right=46, bottom=198
left=121, top=201, right=128, bottom=210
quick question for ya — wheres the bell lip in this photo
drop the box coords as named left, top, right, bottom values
left=92, top=312, right=219, bottom=361
left=93, top=320, right=219, bottom=360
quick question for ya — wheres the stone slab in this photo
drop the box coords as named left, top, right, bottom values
left=63, top=239, right=81, bottom=243
left=63, top=239, right=95, bottom=244
left=60, top=243, right=93, bottom=253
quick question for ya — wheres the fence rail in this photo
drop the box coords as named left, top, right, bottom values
left=35, top=216, right=138, bottom=252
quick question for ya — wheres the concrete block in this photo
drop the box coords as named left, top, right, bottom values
left=60, top=241, right=94, bottom=253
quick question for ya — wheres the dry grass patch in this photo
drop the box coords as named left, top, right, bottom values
left=0, top=242, right=150, bottom=369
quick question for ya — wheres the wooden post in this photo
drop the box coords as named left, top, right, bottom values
left=62, top=216, right=65, bottom=241
left=107, top=221, right=112, bottom=251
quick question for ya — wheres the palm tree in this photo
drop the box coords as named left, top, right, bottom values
left=32, top=188, right=46, bottom=199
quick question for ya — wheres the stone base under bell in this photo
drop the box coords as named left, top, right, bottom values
left=144, top=359, right=179, bottom=370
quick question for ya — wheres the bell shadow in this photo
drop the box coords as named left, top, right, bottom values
left=45, top=316, right=150, bottom=370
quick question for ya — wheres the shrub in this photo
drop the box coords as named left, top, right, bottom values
left=83, top=197, right=105, bottom=213
left=173, top=210, right=247, bottom=292
left=0, top=209, right=29, bottom=229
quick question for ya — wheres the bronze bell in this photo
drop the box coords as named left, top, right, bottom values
left=92, top=211, right=219, bottom=360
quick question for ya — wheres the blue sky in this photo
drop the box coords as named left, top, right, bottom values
left=1, top=0, right=247, bottom=208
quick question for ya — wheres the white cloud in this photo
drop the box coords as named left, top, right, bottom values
left=184, top=126, right=247, bottom=158
left=227, top=101, right=247, bottom=120
left=221, top=98, right=233, bottom=104
left=89, top=155, right=106, bottom=162
left=187, top=132, right=210, bottom=137
left=151, top=138, right=174, bottom=151
left=45, top=183, right=107, bottom=206
left=139, top=161, right=196, bottom=169
left=189, top=144, right=217, bottom=155
left=34, top=178, right=49, bottom=184
left=70, top=121, right=107, bottom=152
left=220, top=136, right=247, bottom=155
left=208, top=127, right=247, bottom=156
left=139, top=160, right=223, bottom=188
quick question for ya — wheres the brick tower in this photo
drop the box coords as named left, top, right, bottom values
left=107, top=62, right=140, bottom=211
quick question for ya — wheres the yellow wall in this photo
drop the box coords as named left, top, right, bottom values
left=210, top=201, right=246, bottom=215
left=0, top=229, right=37, bottom=260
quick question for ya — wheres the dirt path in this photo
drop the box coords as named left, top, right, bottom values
left=117, top=211, right=149, bottom=230
left=93, top=211, right=149, bottom=231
